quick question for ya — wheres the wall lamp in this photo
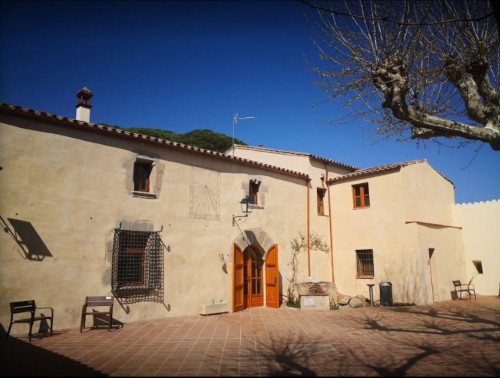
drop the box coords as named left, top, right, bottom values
left=232, top=195, right=253, bottom=226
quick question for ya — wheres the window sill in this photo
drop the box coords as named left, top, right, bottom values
left=114, top=287, right=161, bottom=293
left=250, top=204, right=264, bottom=210
left=353, top=206, right=370, bottom=210
left=132, top=191, right=157, bottom=199
left=356, top=276, right=374, bottom=279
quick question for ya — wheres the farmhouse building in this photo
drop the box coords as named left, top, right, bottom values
left=1, top=89, right=498, bottom=331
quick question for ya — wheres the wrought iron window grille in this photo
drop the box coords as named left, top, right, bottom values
left=356, top=249, right=374, bottom=278
left=111, top=226, right=164, bottom=292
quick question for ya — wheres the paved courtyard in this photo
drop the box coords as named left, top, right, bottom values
left=1, top=296, right=499, bottom=376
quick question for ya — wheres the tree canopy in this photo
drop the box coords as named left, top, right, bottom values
left=102, top=125, right=246, bottom=153
left=303, top=0, right=500, bottom=150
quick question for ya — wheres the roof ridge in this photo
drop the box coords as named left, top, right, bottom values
left=328, top=159, right=428, bottom=184
left=231, top=144, right=358, bottom=171
left=356, top=159, right=427, bottom=171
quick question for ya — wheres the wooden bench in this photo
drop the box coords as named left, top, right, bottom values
left=6, top=300, right=54, bottom=341
left=80, top=296, right=114, bottom=332
left=453, top=280, right=476, bottom=300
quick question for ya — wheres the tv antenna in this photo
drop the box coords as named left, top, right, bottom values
left=232, top=113, right=255, bottom=156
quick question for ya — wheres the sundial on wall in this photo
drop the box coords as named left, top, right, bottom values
left=189, top=167, right=220, bottom=220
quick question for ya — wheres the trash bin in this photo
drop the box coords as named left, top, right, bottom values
left=379, top=281, right=393, bottom=306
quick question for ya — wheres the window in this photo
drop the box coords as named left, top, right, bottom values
left=353, top=183, right=370, bottom=208
left=111, top=229, right=163, bottom=290
left=356, top=249, right=374, bottom=278
left=472, top=260, right=483, bottom=274
left=249, top=179, right=261, bottom=205
left=317, top=188, right=326, bottom=215
left=134, top=161, right=153, bottom=192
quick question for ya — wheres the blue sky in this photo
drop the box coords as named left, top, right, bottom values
left=1, top=0, right=499, bottom=204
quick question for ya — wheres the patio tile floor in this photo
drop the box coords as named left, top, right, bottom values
left=1, top=296, right=499, bottom=376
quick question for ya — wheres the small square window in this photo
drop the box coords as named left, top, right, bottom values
left=472, top=260, right=483, bottom=274
left=118, top=248, right=146, bottom=286
left=317, top=188, right=326, bottom=215
left=356, top=249, right=374, bottom=278
left=249, top=179, right=261, bottom=205
left=134, top=161, right=152, bottom=192
left=353, top=183, right=370, bottom=208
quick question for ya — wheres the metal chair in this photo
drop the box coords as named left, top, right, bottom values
left=453, top=280, right=476, bottom=300
left=6, top=300, right=53, bottom=341
left=80, top=296, right=114, bottom=332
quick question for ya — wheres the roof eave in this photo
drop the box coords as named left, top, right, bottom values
left=0, top=103, right=310, bottom=182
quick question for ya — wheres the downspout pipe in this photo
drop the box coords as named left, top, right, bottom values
left=306, top=178, right=311, bottom=277
left=325, top=164, right=335, bottom=283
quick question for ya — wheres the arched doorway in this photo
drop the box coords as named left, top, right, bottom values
left=235, top=245, right=263, bottom=309
left=233, top=240, right=279, bottom=312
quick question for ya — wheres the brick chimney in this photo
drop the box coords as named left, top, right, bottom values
left=75, top=87, right=93, bottom=122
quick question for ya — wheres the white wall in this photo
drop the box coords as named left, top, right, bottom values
left=455, top=200, right=500, bottom=295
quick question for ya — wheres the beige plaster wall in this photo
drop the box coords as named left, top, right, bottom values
left=411, top=224, right=466, bottom=303
left=307, top=162, right=333, bottom=284
left=330, top=163, right=465, bottom=305
left=230, top=145, right=353, bottom=285
left=230, top=145, right=352, bottom=181
left=0, top=115, right=307, bottom=331
left=331, top=170, right=406, bottom=301
left=230, top=146, right=311, bottom=174
left=402, top=162, right=456, bottom=226
left=455, top=200, right=500, bottom=295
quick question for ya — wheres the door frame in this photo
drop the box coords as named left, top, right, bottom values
left=232, top=242, right=279, bottom=312
left=428, top=248, right=437, bottom=302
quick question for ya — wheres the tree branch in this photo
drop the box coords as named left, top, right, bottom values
left=299, top=0, right=495, bottom=26
left=408, top=109, right=500, bottom=150
left=444, top=55, right=489, bottom=125
left=305, top=0, right=500, bottom=150
left=372, top=55, right=500, bottom=150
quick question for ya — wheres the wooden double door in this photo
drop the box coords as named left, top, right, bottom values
left=233, top=244, right=279, bottom=312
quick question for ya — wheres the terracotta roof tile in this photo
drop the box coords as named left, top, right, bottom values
left=1, top=102, right=452, bottom=186
left=327, top=160, right=425, bottom=184
left=0, top=102, right=310, bottom=181
left=327, top=159, right=453, bottom=186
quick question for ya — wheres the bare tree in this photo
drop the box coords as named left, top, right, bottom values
left=303, top=0, right=500, bottom=150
